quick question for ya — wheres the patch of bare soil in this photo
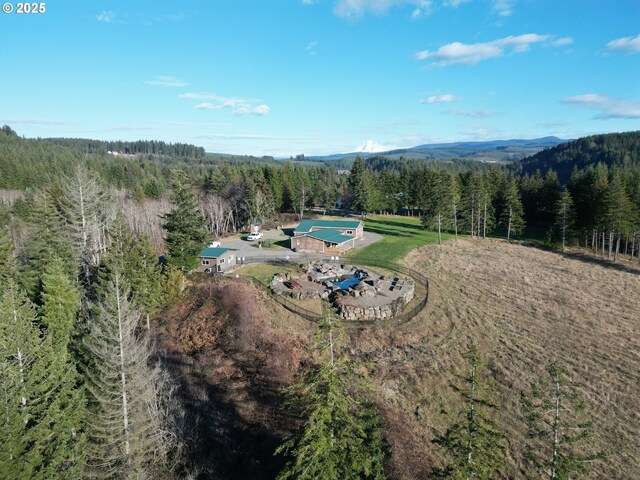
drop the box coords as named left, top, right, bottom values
left=154, top=277, right=314, bottom=480
left=347, top=239, right=639, bottom=479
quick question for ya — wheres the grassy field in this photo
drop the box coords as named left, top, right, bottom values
left=347, top=214, right=456, bottom=263
left=346, top=239, right=640, bottom=479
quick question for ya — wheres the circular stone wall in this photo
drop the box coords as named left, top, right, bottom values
left=270, top=261, right=415, bottom=321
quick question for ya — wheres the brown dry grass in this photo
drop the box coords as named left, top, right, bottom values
left=154, top=277, right=315, bottom=479
left=347, top=238, right=639, bottom=479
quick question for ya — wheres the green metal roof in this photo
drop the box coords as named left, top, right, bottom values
left=199, top=247, right=235, bottom=258
left=294, top=219, right=362, bottom=233
left=295, top=229, right=355, bottom=245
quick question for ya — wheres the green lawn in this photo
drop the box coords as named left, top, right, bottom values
left=346, top=215, right=457, bottom=263
left=237, top=263, right=299, bottom=285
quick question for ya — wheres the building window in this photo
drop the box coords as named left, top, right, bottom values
left=346, top=230, right=353, bottom=235
left=220, top=258, right=225, bottom=264
left=228, top=256, right=233, bottom=262
left=202, top=260, right=209, bottom=265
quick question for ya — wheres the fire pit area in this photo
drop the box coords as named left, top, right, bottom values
left=270, top=261, right=415, bottom=321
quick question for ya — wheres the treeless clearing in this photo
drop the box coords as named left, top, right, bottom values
left=347, top=239, right=639, bottom=479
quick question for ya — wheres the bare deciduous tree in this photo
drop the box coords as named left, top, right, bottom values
left=60, top=165, right=114, bottom=278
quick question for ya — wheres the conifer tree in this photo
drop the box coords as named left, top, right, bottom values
left=28, top=257, right=86, bottom=477
left=19, top=191, right=76, bottom=303
left=275, top=304, right=387, bottom=480
left=162, top=173, right=208, bottom=271
left=554, top=188, right=575, bottom=252
left=84, top=272, right=171, bottom=478
left=432, top=346, right=506, bottom=479
left=500, top=178, right=525, bottom=242
left=0, top=282, right=42, bottom=478
left=348, top=156, right=373, bottom=214
left=0, top=225, right=17, bottom=296
left=421, top=171, right=455, bottom=244
left=124, top=234, right=164, bottom=328
left=521, top=362, right=601, bottom=479
left=601, top=173, right=633, bottom=261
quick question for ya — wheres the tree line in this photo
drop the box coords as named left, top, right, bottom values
left=0, top=165, right=195, bottom=478
left=2, top=126, right=639, bottom=261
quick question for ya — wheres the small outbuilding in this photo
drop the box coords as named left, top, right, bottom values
left=250, top=220, right=262, bottom=234
left=198, top=247, right=238, bottom=273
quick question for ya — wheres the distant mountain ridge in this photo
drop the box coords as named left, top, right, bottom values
left=309, top=136, right=568, bottom=164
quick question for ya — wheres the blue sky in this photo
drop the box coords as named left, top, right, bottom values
left=1, top=0, right=639, bottom=156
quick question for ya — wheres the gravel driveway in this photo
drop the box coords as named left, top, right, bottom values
left=217, top=227, right=383, bottom=259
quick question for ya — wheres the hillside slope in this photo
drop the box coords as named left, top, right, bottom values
left=347, top=239, right=639, bottom=479
left=517, top=130, right=640, bottom=181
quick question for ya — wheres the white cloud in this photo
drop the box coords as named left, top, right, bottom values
left=195, top=103, right=218, bottom=110
left=353, top=139, right=400, bottom=153
left=561, top=94, right=640, bottom=119
left=492, top=0, right=515, bottom=17
left=446, top=109, right=495, bottom=117
left=606, top=34, right=640, bottom=54
left=419, top=93, right=461, bottom=104
left=96, top=11, right=115, bottom=23
left=251, top=105, right=271, bottom=116
left=145, top=76, right=190, bottom=87
left=416, top=33, right=552, bottom=67
left=181, top=93, right=270, bottom=116
left=178, top=92, right=216, bottom=100
left=551, top=37, right=573, bottom=47
left=200, top=133, right=275, bottom=140
left=232, top=105, right=270, bottom=116
left=306, top=41, right=319, bottom=54
left=1, top=118, right=71, bottom=125
left=334, top=0, right=431, bottom=19
left=445, top=0, right=470, bottom=7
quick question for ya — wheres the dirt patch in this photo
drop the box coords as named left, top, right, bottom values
left=348, top=239, right=640, bottom=479
left=154, top=277, right=314, bottom=479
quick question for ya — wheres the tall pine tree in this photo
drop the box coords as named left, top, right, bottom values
left=162, top=173, right=208, bottom=271
left=521, top=362, right=601, bottom=479
left=28, top=257, right=87, bottom=477
left=500, top=178, right=525, bottom=242
left=555, top=188, right=575, bottom=252
left=432, top=346, right=506, bottom=479
left=275, top=304, right=387, bottom=480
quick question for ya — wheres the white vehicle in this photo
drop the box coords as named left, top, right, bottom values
left=246, top=232, right=263, bottom=241
left=208, top=241, right=221, bottom=248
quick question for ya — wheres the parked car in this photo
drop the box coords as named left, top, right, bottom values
left=208, top=241, right=221, bottom=248
left=246, top=232, right=263, bottom=241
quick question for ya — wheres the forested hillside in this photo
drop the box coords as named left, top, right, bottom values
left=516, top=131, right=640, bottom=181
left=2, top=126, right=640, bottom=259
left=1, top=126, right=639, bottom=478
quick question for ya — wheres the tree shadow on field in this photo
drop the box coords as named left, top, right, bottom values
left=558, top=250, right=640, bottom=276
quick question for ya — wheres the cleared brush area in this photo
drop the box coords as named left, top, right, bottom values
left=346, top=239, right=639, bottom=479
left=154, top=278, right=314, bottom=479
